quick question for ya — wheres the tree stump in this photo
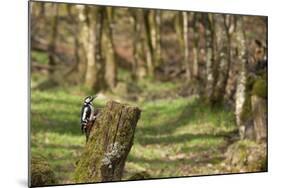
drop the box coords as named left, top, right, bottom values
left=251, top=95, right=267, bottom=142
left=74, top=101, right=141, bottom=183
left=30, top=155, right=56, bottom=187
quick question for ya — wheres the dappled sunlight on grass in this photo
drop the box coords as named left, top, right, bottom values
left=31, top=89, right=95, bottom=183
left=125, top=96, right=237, bottom=179
left=31, top=85, right=238, bottom=183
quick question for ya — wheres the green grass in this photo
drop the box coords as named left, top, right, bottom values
left=31, top=82, right=237, bottom=184
left=125, top=96, right=236, bottom=178
left=32, top=51, right=49, bottom=65
left=31, top=88, right=105, bottom=184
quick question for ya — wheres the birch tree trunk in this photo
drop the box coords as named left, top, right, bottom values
left=212, top=15, right=235, bottom=105
left=77, top=5, right=98, bottom=90
left=204, top=13, right=216, bottom=103
left=235, top=16, right=248, bottom=139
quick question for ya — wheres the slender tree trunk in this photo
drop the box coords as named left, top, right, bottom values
left=64, top=5, right=81, bottom=80
left=143, top=10, right=154, bottom=77
left=39, top=2, right=45, bottom=17
left=182, top=12, right=190, bottom=80
left=155, top=10, right=162, bottom=67
left=95, top=7, right=106, bottom=90
left=204, top=13, right=216, bottom=102
left=103, top=7, right=117, bottom=90
left=77, top=6, right=98, bottom=90
left=175, top=12, right=184, bottom=57
left=175, top=12, right=190, bottom=80
left=191, top=13, right=199, bottom=80
left=48, top=4, right=59, bottom=77
left=235, top=16, right=248, bottom=139
left=131, top=10, right=143, bottom=80
left=194, top=13, right=206, bottom=97
left=215, top=15, right=236, bottom=103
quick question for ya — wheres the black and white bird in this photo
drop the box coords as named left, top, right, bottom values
left=80, top=95, right=97, bottom=133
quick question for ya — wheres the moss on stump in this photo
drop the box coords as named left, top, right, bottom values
left=239, top=74, right=267, bottom=140
left=31, top=154, right=56, bottom=187
left=225, top=140, right=267, bottom=172
left=127, top=171, right=151, bottom=180
left=252, top=78, right=267, bottom=99
left=73, top=101, right=141, bottom=183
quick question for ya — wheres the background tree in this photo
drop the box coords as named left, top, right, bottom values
left=235, top=16, right=248, bottom=139
left=175, top=11, right=191, bottom=80
left=77, top=5, right=98, bottom=90
left=48, top=4, right=59, bottom=77
left=103, top=7, right=117, bottom=90
left=217, top=15, right=236, bottom=103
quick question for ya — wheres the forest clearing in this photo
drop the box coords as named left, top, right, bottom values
left=30, top=1, right=267, bottom=186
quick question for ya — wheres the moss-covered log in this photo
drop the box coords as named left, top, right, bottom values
left=30, top=155, right=56, bottom=187
left=225, top=140, right=267, bottom=172
left=74, top=101, right=141, bottom=183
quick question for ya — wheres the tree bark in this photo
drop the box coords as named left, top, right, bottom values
left=221, top=15, right=235, bottom=96
left=251, top=95, right=267, bottom=142
left=174, top=12, right=190, bottom=80
left=190, top=13, right=199, bottom=80
left=95, top=7, right=106, bottom=91
left=143, top=10, right=155, bottom=77
left=77, top=5, right=98, bottom=90
left=182, top=11, right=190, bottom=80
left=64, top=4, right=82, bottom=82
left=235, top=16, right=248, bottom=139
left=130, top=10, right=142, bottom=80
left=155, top=10, right=162, bottom=67
left=48, top=4, right=59, bottom=77
left=204, top=13, right=216, bottom=103
left=74, top=101, right=141, bottom=183
left=212, top=15, right=235, bottom=105
left=103, top=7, right=117, bottom=90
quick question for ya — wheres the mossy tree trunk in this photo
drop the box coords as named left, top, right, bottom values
left=251, top=77, right=267, bottom=142
left=74, top=101, right=141, bottom=183
left=30, top=155, right=56, bottom=187
left=251, top=95, right=267, bottom=142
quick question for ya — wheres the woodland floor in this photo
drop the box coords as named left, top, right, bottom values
left=31, top=77, right=240, bottom=184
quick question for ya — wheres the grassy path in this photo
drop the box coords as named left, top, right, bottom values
left=31, top=88, right=237, bottom=184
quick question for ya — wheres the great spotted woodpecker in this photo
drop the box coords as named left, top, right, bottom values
left=80, top=95, right=97, bottom=134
